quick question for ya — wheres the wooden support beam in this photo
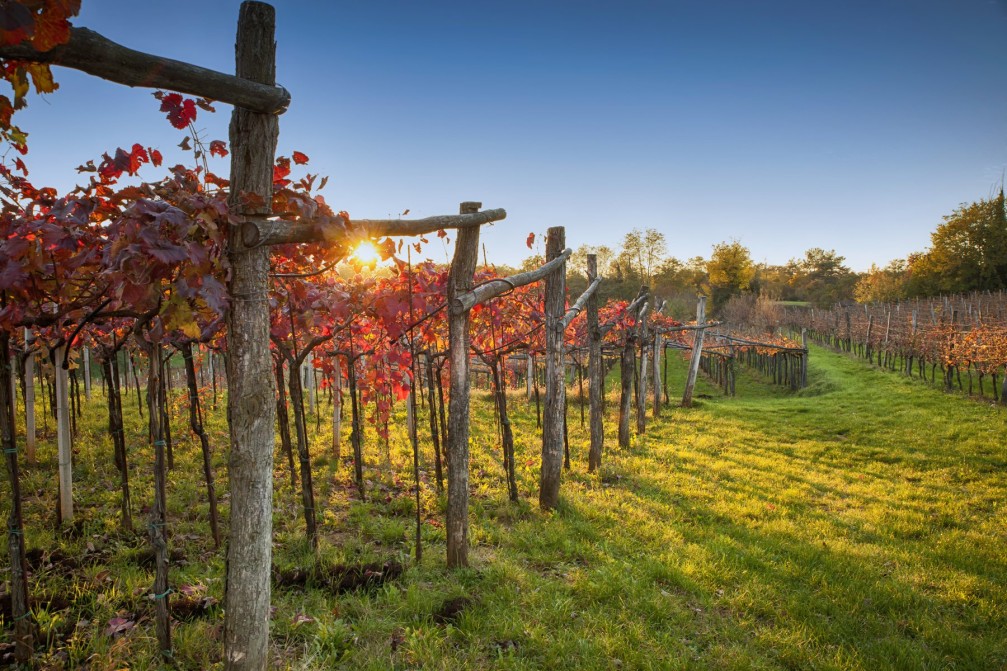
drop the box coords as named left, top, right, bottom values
left=0, top=27, right=290, bottom=114
left=452, top=247, right=571, bottom=314
left=240, top=208, right=507, bottom=248
left=560, top=276, right=602, bottom=330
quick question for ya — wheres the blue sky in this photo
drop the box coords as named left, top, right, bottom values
left=14, top=0, right=1007, bottom=271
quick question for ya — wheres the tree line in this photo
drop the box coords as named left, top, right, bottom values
left=540, top=188, right=1007, bottom=318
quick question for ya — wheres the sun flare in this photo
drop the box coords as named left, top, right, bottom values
left=352, top=241, right=381, bottom=264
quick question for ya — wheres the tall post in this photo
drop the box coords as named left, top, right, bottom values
left=801, top=327, right=808, bottom=388
left=539, top=226, right=566, bottom=510
left=23, top=329, right=34, bottom=462
left=55, top=345, right=73, bottom=522
left=652, top=328, right=663, bottom=418
left=446, top=201, right=481, bottom=568
left=526, top=353, right=533, bottom=402
left=617, top=321, right=637, bottom=448
left=83, top=346, right=92, bottom=399
left=331, top=357, right=342, bottom=458
left=223, top=3, right=280, bottom=669
left=681, top=295, right=707, bottom=408
left=635, top=301, right=649, bottom=435
left=586, top=255, right=604, bottom=472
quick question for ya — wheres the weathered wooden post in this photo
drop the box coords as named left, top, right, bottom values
left=801, top=327, right=808, bottom=388
left=540, top=226, right=566, bottom=510
left=331, top=357, right=342, bottom=458
left=23, top=328, right=35, bottom=462
left=0, top=331, right=31, bottom=662
left=652, top=300, right=664, bottom=418
left=526, top=353, right=533, bottom=401
left=82, top=346, right=91, bottom=399
left=617, top=288, right=647, bottom=448
left=681, top=295, right=707, bottom=408
left=55, top=344, right=73, bottom=522
left=223, top=3, right=280, bottom=667
left=635, top=300, right=649, bottom=435
left=587, top=255, right=604, bottom=472
left=446, top=202, right=481, bottom=568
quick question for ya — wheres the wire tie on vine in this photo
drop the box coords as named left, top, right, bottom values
left=153, top=440, right=166, bottom=446
left=152, top=587, right=173, bottom=600
left=12, top=611, right=32, bottom=622
left=3, top=447, right=17, bottom=454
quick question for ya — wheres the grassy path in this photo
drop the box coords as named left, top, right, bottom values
left=330, top=346, right=1006, bottom=671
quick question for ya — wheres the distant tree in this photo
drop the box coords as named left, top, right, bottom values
left=906, top=191, right=1007, bottom=296
left=752, top=262, right=800, bottom=301
left=854, top=259, right=909, bottom=303
left=791, top=248, right=857, bottom=307
left=707, top=240, right=755, bottom=310
left=617, top=228, right=667, bottom=288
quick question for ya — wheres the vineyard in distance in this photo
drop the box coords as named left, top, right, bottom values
left=0, top=2, right=1004, bottom=670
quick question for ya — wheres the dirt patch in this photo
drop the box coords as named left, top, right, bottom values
left=273, top=560, right=404, bottom=595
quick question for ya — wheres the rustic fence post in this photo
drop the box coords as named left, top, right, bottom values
left=223, top=3, right=280, bottom=668
left=83, top=346, right=92, bottom=399
left=540, top=226, right=567, bottom=510
left=652, top=301, right=664, bottom=418
left=681, top=295, right=707, bottom=408
left=587, top=255, right=603, bottom=472
left=446, top=201, right=481, bottom=567
left=801, top=327, right=808, bottom=388
left=55, top=344, right=73, bottom=522
left=635, top=299, right=649, bottom=435
left=23, top=329, right=35, bottom=462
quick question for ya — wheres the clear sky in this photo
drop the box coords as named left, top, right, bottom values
left=13, top=0, right=1007, bottom=271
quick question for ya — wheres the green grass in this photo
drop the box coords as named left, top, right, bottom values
left=4, top=347, right=1006, bottom=669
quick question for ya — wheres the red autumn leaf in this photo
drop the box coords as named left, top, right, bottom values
left=209, top=140, right=228, bottom=158
left=149, top=148, right=163, bottom=167
left=273, top=157, right=291, bottom=187
left=158, top=92, right=198, bottom=129
left=526, top=232, right=535, bottom=249
left=436, top=229, right=448, bottom=238
left=291, top=151, right=309, bottom=165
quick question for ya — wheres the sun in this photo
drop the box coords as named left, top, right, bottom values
left=352, top=241, right=381, bottom=265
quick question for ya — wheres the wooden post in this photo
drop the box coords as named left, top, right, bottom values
left=865, top=315, right=874, bottom=360
left=147, top=343, right=172, bottom=659
left=681, top=296, right=707, bottom=408
left=652, top=316, right=663, bottom=418
left=223, top=3, right=280, bottom=668
left=446, top=201, right=481, bottom=568
left=83, top=346, right=92, bottom=399
left=331, top=357, right=342, bottom=458
left=587, top=255, right=604, bottom=473
left=23, top=329, right=34, bottom=462
left=55, top=345, right=73, bottom=522
left=801, top=328, right=808, bottom=388
left=635, top=301, right=649, bottom=435
left=526, top=353, right=533, bottom=402
left=1, top=330, right=32, bottom=662
left=617, top=324, right=636, bottom=448
left=539, top=226, right=566, bottom=511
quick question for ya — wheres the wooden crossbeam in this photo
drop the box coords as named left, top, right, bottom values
left=450, top=247, right=571, bottom=314
left=0, top=27, right=290, bottom=114
left=240, top=208, right=507, bottom=248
